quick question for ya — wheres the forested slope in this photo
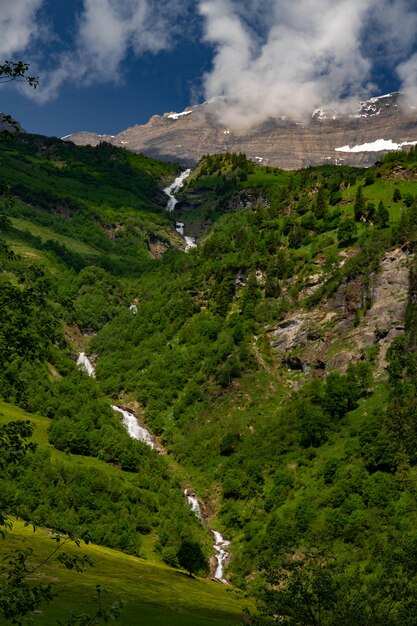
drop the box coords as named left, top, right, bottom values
left=88, top=149, right=417, bottom=621
left=3, top=134, right=417, bottom=623
left=0, top=135, right=208, bottom=590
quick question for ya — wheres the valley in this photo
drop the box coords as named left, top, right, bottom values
left=2, top=130, right=417, bottom=624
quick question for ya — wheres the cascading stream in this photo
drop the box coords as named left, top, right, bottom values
left=76, top=352, right=96, bottom=378
left=163, top=169, right=191, bottom=212
left=212, top=531, right=231, bottom=583
left=111, top=406, right=154, bottom=449
left=77, top=350, right=230, bottom=582
left=163, top=169, right=197, bottom=252
left=183, top=490, right=230, bottom=583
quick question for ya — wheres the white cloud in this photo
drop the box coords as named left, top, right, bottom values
left=4, top=0, right=417, bottom=118
left=397, top=52, right=417, bottom=103
left=199, top=0, right=417, bottom=128
left=0, top=0, right=45, bottom=57
left=2, top=0, right=186, bottom=102
left=75, top=0, right=176, bottom=80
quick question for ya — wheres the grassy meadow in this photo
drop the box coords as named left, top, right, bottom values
left=1, top=521, right=247, bottom=626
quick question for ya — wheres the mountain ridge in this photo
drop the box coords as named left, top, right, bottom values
left=63, top=92, right=417, bottom=169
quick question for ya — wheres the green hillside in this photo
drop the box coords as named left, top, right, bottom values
left=2, top=520, right=246, bottom=625
left=3, top=134, right=417, bottom=623
left=0, top=134, right=184, bottom=275
left=0, top=399, right=245, bottom=622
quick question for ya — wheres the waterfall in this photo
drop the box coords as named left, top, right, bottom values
left=76, top=352, right=230, bottom=581
left=184, top=489, right=203, bottom=520
left=76, top=352, right=95, bottom=378
left=164, top=169, right=196, bottom=253
left=163, top=169, right=191, bottom=212
left=111, top=406, right=154, bottom=449
left=212, top=531, right=231, bottom=583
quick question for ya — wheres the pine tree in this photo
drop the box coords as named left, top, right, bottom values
left=337, top=219, right=357, bottom=246
left=375, top=200, right=390, bottom=228
left=393, top=187, right=402, bottom=202
left=177, top=541, right=207, bottom=577
left=354, top=185, right=366, bottom=221
left=314, top=186, right=327, bottom=218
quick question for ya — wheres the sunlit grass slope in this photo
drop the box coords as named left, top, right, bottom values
left=0, top=401, right=249, bottom=624
left=1, top=521, right=247, bottom=626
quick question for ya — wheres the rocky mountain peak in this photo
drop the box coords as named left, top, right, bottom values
left=63, top=93, right=417, bottom=169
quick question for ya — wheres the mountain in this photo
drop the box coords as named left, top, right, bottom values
left=64, top=93, right=417, bottom=168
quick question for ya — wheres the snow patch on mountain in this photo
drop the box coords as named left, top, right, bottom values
left=313, top=93, right=400, bottom=122
left=356, top=93, right=399, bottom=118
left=336, top=139, right=417, bottom=153
left=168, top=110, right=192, bottom=120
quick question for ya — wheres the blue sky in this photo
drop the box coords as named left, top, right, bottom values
left=0, top=0, right=213, bottom=136
left=1, top=0, right=417, bottom=137
left=1, top=41, right=213, bottom=137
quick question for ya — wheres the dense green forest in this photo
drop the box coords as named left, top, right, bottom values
left=3, top=132, right=417, bottom=623
left=0, top=136, right=207, bottom=578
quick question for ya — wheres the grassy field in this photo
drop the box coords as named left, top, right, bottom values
left=341, top=177, right=415, bottom=222
left=0, top=401, right=249, bottom=624
left=8, top=216, right=101, bottom=256
left=1, top=521, right=247, bottom=626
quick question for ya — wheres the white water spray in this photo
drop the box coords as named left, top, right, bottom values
left=164, top=169, right=191, bottom=212
left=212, top=531, right=231, bottom=583
left=76, top=352, right=95, bottom=377
left=111, top=406, right=154, bottom=449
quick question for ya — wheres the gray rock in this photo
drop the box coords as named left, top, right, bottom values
left=64, top=94, right=417, bottom=170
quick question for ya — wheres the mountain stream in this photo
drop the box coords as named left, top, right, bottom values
left=163, top=169, right=197, bottom=252
left=212, top=531, right=231, bottom=583
left=111, top=406, right=155, bottom=448
left=77, top=351, right=230, bottom=580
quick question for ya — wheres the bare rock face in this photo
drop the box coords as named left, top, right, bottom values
left=270, top=248, right=410, bottom=375
left=64, top=93, right=417, bottom=169
left=61, top=130, right=114, bottom=145
left=0, top=113, right=25, bottom=133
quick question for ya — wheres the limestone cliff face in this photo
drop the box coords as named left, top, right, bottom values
left=64, top=93, right=417, bottom=169
left=269, top=248, right=410, bottom=377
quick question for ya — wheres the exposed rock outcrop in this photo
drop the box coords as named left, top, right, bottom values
left=269, top=248, right=410, bottom=375
left=64, top=93, right=417, bottom=169
left=0, top=113, right=25, bottom=133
